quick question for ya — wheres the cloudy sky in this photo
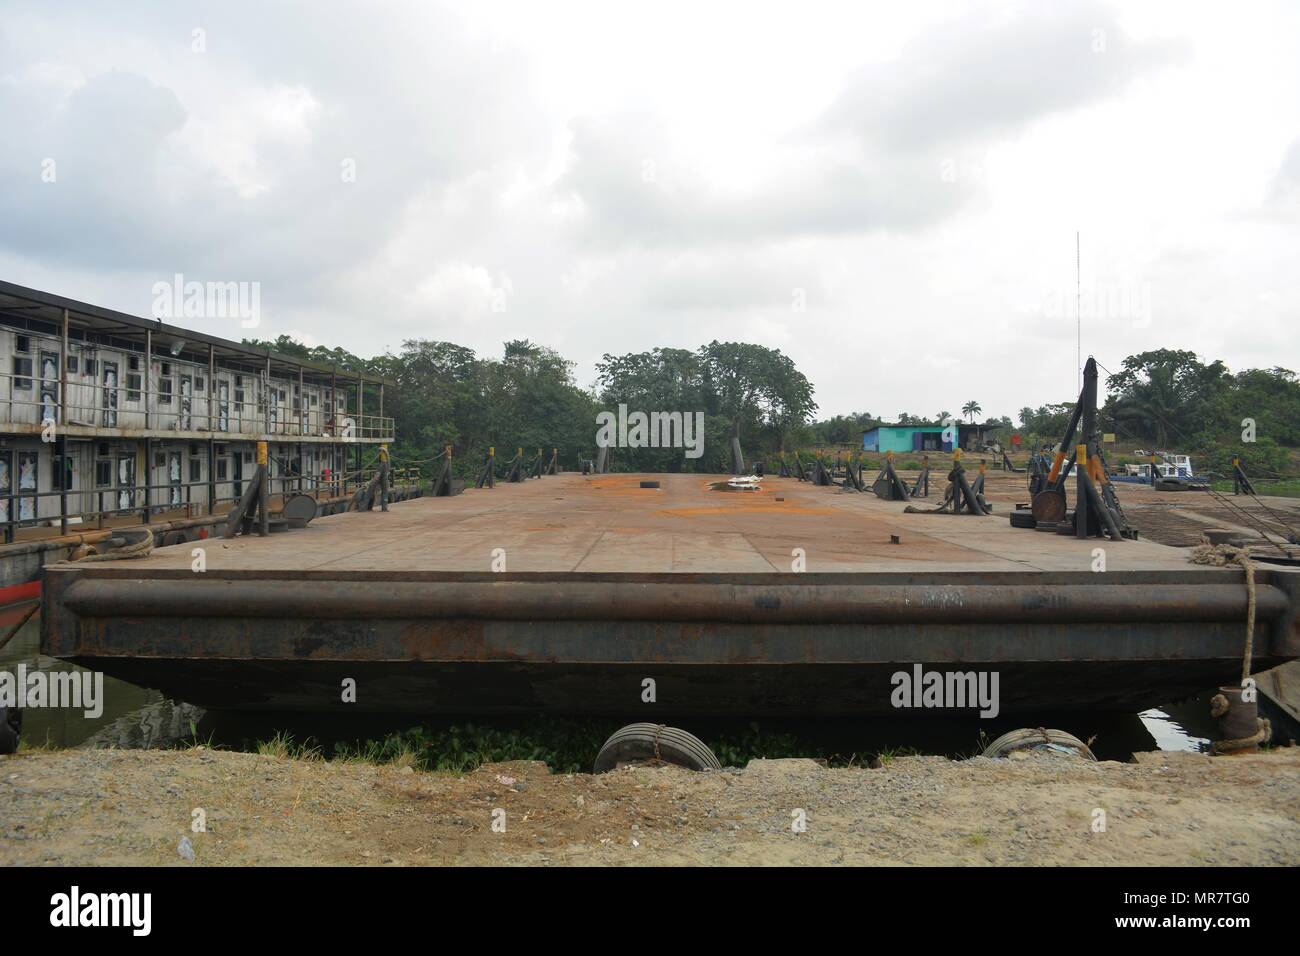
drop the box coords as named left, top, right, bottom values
left=1, top=0, right=1297, bottom=422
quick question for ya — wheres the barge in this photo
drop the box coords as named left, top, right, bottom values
left=36, top=472, right=1300, bottom=719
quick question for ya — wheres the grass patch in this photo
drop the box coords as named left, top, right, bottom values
left=333, top=719, right=615, bottom=774
left=327, top=720, right=934, bottom=774
left=15, top=738, right=56, bottom=754
left=256, top=730, right=323, bottom=761
left=179, top=720, right=218, bottom=752
left=873, top=745, right=921, bottom=766
left=1208, top=479, right=1300, bottom=498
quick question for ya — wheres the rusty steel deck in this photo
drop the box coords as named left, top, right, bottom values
left=39, top=473, right=1300, bottom=715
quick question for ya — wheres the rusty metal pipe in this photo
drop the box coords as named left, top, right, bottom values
left=62, top=578, right=1289, bottom=626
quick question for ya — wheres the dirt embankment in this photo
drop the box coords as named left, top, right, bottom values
left=2, top=746, right=1297, bottom=866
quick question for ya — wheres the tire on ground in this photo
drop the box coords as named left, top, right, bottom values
left=981, top=727, right=1095, bottom=761
left=1030, top=489, right=1067, bottom=522
left=1009, top=510, right=1037, bottom=529
left=592, top=722, right=721, bottom=773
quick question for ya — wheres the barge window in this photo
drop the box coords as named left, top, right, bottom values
left=11, top=357, right=32, bottom=390
left=126, top=373, right=142, bottom=401
left=51, top=454, right=73, bottom=491
left=95, top=460, right=111, bottom=487
left=66, top=356, right=78, bottom=373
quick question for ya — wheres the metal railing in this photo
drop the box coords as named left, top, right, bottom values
left=0, top=366, right=394, bottom=440
left=1, top=464, right=425, bottom=542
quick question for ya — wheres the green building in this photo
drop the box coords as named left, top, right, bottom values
left=861, top=425, right=953, bottom=454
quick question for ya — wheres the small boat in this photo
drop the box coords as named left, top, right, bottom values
left=1110, top=451, right=1207, bottom=488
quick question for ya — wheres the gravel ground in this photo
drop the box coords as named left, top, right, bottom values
left=2, top=746, right=1297, bottom=866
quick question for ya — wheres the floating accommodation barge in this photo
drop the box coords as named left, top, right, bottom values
left=0, top=280, right=395, bottom=603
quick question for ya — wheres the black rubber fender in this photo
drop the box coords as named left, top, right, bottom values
left=1008, top=510, right=1037, bottom=529
left=981, top=727, right=1095, bottom=761
left=0, top=706, right=20, bottom=755
left=592, top=722, right=721, bottom=773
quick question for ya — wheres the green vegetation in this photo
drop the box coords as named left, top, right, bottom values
left=1015, top=352, right=1300, bottom=479
left=256, top=730, right=322, bottom=761
left=246, top=720, right=923, bottom=773
left=1209, top=479, right=1300, bottom=498
left=872, top=745, right=922, bottom=766
left=593, top=342, right=817, bottom=471
left=246, top=335, right=817, bottom=474
left=245, top=333, right=1297, bottom=481
left=1104, top=351, right=1300, bottom=451
left=331, top=720, right=614, bottom=774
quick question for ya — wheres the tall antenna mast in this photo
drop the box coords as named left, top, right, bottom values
left=1076, top=231, right=1082, bottom=394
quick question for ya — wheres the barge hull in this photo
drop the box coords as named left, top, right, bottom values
left=38, top=473, right=1300, bottom=717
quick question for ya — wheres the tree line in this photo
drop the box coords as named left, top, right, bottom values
left=1019, top=350, right=1300, bottom=475
left=246, top=335, right=1298, bottom=477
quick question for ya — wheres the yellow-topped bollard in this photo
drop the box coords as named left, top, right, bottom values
left=256, top=441, right=267, bottom=466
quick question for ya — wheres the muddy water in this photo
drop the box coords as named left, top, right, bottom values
left=2, top=602, right=1218, bottom=757
left=0, top=603, right=199, bottom=749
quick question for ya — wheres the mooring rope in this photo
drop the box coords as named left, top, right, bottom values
left=1190, top=541, right=1274, bottom=752
left=1189, top=542, right=1256, bottom=682
left=74, top=527, right=155, bottom=562
left=388, top=448, right=451, bottom=466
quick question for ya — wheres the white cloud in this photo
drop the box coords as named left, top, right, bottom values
left=0, top=0, right=1297, bottom=423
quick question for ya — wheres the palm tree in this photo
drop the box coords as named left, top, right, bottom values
left=1112, top=369, right=1181, bottom=449
left=962, top=400, right=982, bottom=423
